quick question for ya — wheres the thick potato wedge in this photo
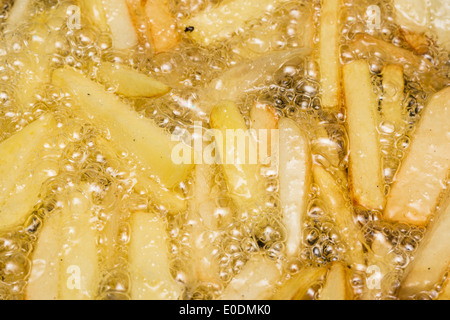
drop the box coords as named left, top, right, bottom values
left=271, top=267, right=327, bottom=300
left=318, top=262, right=351, bottom=300
left=0, top=115, right=59, bottom=229
left=78, top=0, right=109, bottom=32
left=318, top=0, right=342, bottom=110
left=343, top=60, right=385, bottom=211
left=103, top=0, right=138, bottom=50
left=399, top=199, right=450, bottom=299
left=279, top=118, right=311, bottom=257
left=313, top=164, right=366, bottom=268
left=129, top=211, right=183, bottom=300
left=144, top=0, right=180, bottom=53
left=209, top=101, right=261, bottom=208
left=385, top=87, right=450, bottom=225
left=52, top=67, right=194, bottom=189
left=181, top=0, right=290, bottom=46
left=219, top=254, right=281, bottom=300
left=97, top=62, right=170, bottom=97
left=381, top=64, right=405, bottom=130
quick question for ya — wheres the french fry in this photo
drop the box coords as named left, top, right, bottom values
left=318, top=0, right=342, bottom=110
left=312, top=164, right=366, bottom=268
left=429, top=0, right=450, bottom=51
left=219, top=254, right=281, bottom=300
left=384, top=87, right=450, bottom=225
left=26, top=213, right=61, bottom=300
left=439, top=276, right=450, bottom=300
left=279, top=118, right=311, bottom=257
left=0, top=115, right=59, bottom=229
left=52, top=67, right=194, bottom=189
left=126, top=0, right=153, bottom=45
left=209, top=101, right=261, bottom=209
left=181, top=0, right=290, bottom=46
left=97, top=62, right=170, bottom=98
left=271, top=267, right=327, bottom=300
left=393, top=0, right=428, bottom=34
left=4, top=0, right=32, bottom=32
left=103, top=0, right=138, bottom=50
left=381, top=64, right=405, bottom=130
left=343, top=60, right=385, bottom=211
left=399, top=199, right=450, bottom=299
left=77, top=0, right=109, bottom=32
left=318, top=262, right=351, bottom=300
left=400, top=28, right=430, bottom=55
left=129, top=211, right=183, bottom=300
left=144, top=0, right=180, bottom=53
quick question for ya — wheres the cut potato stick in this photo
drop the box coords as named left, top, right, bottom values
left=129, top=211, right=183, bottom=300
left=4, top=0, right=32, bottom=32
left=439, top=275, right=450, bottom=300
left=97, top=62, right=170, bottom=97
left=399, top=200, right=450, bottom=298
left=144, top=0, right=180, bottom=53
left=26, top=213, right=61, bottom=300
left=59, top=187, right=99, bottom=300
left=279, top=118, right=311, bottom=257
left=209, top=101, right=261, bottom=208
left=0, top=115, right=59, bottom=229
left=77, top=0, right=109, bottom=32
left=103, top=0, right=138, bottom=50
left=271, top=267, right=327, bottom=300
left=318, top=0, right=342, bottom=110
left=343, top=60, right=385, bottom=211
left=381, top=64, right=405, bottom=129
left=313, top=164, right=366, bottom=268
left=219, top=254, right=281, bottom=300
left=318, top=262, right=351, bottom=300
left=400, top=28, right=429, bottom=55
left=393, top=0, right=428, bottom=34
left=126, top=0, right=153, bottom=45
left=52, top=67, right=194, bottom=189
left=385, top=87, right=450, bottom=225
left=181, top=0, right=290, bottom=46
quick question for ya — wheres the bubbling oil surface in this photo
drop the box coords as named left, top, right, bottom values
left=0, top=0, right=448, bottom=300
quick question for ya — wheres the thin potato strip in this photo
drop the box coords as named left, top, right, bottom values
left=271, top=267, right=327, bottom=300
left=318, top=262, right=351, bottom=300
left=385, top=87, right=450, bottom=225
left=4, top=0, right=32, bottom=32
left=103, top=0, right=138, bottom=50
left=343, top=60, right=385, bottom=211
left=439, top=275, right=450, bottom=300
left=381, top=64, right=405, bottom=130
left=77, top=0, right=109, bottom=32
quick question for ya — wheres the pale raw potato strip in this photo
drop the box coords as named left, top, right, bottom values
left=97, top=62, right=170, bottom=97
left=429, top=0, right=450, bottom=51
left=279, top=118, right=311, bottom=257
left=313, top=164, right=366, bottom=268
left=271, top=267, right=327, bottom=300
left=385, top=87, right=450, bottom=225
left=343, top=60, right=385, bottom=211
left=318, top=262, right=350, bottom=300
left=77, top=0, right=109, bottom=32
left=181, top=0, right=290, bottom=46
left=381, top=64, right=405, bottom=130
left=145, top=0, right=180, bottom=53
left=59, top=187, right=100, bottom=300
left=318, top=0, right=342, bottom=110
left=0, top=115, right=59, bottom=229
left=209, top=101, right=261, bottom=209
left=4, top=0, right=32, bottom=32
left=26, top=213, right=61, bottom=300
left=103, top=0, right=138, bottom=50
left=394, top=0, right=428, bottom=34
left=439, top=276, right=450, bottom=300
left=219, top=254, right=281, bottom=300
left=399, top=200, right=450, bottom=298
left=129, top=211, right=183, bottom=300
left=52, top=67, right=194, bottom=189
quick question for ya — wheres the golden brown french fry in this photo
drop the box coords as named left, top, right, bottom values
left=313, top=164, right=366, bottom=268
left=103, top=0, right=138, bottom=50
left=219, top=254, right=281, bottom=300
left=0, top=115, right=60, bottom=229
left=399, top=199, right=450, bottom=299
left=144, top=0, right=180, bottom=53
left=77, top=0, right=109, bottom=32
left=209, top=101, right=261, bottom=209
left=181, top=0, right=290, bottom=46
left=318, top=262, right=351, bottom=300
left=52, top=67, right=194, bottom=189
left=279, top=118, right=311, bottom=257
left=343, top=60, right=385, bottom=211
left=385, top=87, right=450, bottom=225
left=129, top=211, right=183, bottom=300
left=97, top=62, right=170, bottom=97
left=381, top=64, right=405, bottom=130
left=271, top=267, right=327, bottom=300
left=318, top=0, right=342, bottom=110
